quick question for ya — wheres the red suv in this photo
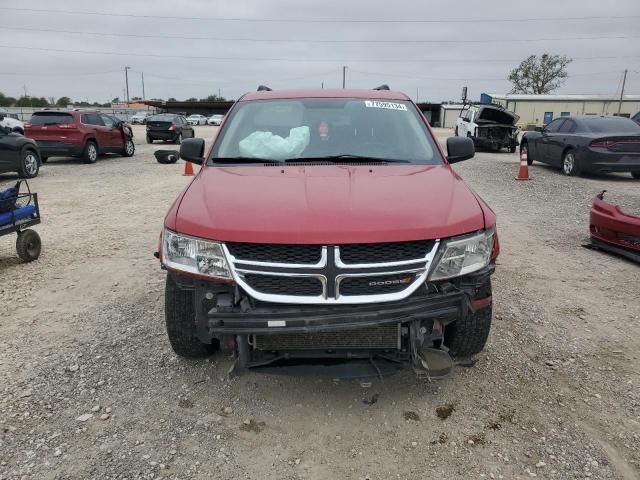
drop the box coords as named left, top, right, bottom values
left=158, top=87, right=499, bottom=378
left=25, top=110, right=135, bottom=163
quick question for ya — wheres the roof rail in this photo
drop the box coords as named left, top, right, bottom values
left=257, top=85, right=272, bottom=92
left=373, top=84, right=390, bottom=91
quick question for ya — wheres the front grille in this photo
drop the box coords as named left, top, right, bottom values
left=339, top=240, right=434, bottom=264
left=254, top=325, right=400, bottom=350
left=243, top=274, right=322, bottom=297
left=340, top=273, right=416, bottom=296
left=227, top=243, right=322, bottom=264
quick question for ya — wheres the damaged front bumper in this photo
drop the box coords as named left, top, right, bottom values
left=473, top=124, right=519, bottom=151
left=589, top=190, right=640, bottom=263
left=169, top=264, right=494, bottom=377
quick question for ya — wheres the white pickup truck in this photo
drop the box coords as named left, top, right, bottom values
left=0, top=111, right=25, bottom=135
left=455, top=104, right=519, bottom=153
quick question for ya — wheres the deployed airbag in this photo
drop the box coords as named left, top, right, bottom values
left=239, top=126, right=310, bottom=160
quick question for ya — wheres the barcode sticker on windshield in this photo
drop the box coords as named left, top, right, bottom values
left=364, top=101, right=407, bottom=111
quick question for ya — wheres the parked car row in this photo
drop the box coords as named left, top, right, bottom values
left=129, top=110, right=225, bottom=126
left=0, top=109, right=136, bottom=178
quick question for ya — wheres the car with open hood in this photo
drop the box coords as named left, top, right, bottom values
left=456, top=104, right=519, bottom=153
left=157, top=86, right=499, bottom=379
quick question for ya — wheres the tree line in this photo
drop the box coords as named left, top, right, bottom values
left=0, top=93, right=229, bottom=108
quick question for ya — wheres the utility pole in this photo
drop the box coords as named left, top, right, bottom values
left=124, top=66, right=131, bottom=106
left=141, top=72, right=146, bottom=101
left=416, top=88, right=419, bottom=103
left=617, top=69, right=627, bottom=115
left=342, top=66, right=347, bottom=88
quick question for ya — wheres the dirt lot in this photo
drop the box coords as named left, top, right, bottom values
left=1, top=125, right=638, bottom=480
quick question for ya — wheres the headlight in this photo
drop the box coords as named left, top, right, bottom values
left=429, top=229, right=494, bottom=280
left=162, top=229, right=232, bottom=280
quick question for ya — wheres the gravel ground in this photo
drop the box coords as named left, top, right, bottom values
left=0, top=126, right=638, bottom=480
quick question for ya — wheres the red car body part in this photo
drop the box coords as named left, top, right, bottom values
left=590, top=190, right=640, bottom=262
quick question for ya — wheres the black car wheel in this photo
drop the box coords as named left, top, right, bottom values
left=165, top=275, right=218, bottom=358
left=175, top=133, right=183, bottom=145
left=13, top=128, right=24, bottom=136
left=18, top=149, right=40, bottom=178
left=146, top=136, right=154, bottom=144
left=83, top=140, right=98, bottom=164
left=122, top=138, right=135, bottom=157
left=445, top=304, right=492, bottom=357
left=562, top=149, right=582, bottom=176
left=632, top=172, right=640, bottom=179
left=16, top=229, right=41, bottom=262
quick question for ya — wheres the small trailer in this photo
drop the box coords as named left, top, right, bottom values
left=0, top=180, right=42, bottom=262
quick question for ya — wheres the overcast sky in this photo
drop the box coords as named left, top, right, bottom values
left=0, top=0, right=638, bottom=103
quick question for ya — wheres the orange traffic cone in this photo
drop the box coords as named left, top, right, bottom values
left=515, top=149, right=530, bottom=181
left=182, top=161, right=194, bottom=177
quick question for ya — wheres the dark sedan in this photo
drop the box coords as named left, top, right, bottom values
left=520, top=116, right=640, bottom=178
left=146, top=114, right=194, bottom=144
left=0, top=125, right=41, bottom=178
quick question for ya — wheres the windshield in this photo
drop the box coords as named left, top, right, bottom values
left=212, top=98, right=440, bottom=164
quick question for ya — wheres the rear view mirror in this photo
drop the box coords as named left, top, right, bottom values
left=179, top=138, right=205, bottom=164
left=446, top=137, right=475, bottom=163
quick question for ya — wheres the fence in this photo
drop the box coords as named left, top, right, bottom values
left=0, top=106, right=159, bottom=122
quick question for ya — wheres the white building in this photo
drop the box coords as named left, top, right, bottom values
left=485, top=93, right=640, bottom=129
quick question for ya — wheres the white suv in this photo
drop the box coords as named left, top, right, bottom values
left=130, top=111, right=151, bottom=124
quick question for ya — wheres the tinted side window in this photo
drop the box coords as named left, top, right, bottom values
left=558, top=120, right=575, bottom=133
left=544, top=119, right=565, bottom=133
left=82, top=113, right=104, bottom=126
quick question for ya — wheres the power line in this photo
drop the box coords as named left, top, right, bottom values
left=1, top=25, right=638, bottom=44
left=1, top=44, right=639, bottom=65
left=1, top=7, right=638, bottom=24
left=349, top=69, right=623, bottom=82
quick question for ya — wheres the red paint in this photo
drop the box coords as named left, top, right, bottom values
left=590, top=191, right=640, bottom=252
left=172, top=164, right=487, bottom=244
left=470, top=296, right=492, bottom=311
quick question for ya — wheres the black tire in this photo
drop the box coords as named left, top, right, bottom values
left=146, top=136, right=154, bottom=144
left=13, top=128, right=24, bottom=136
left=174, top=132, right=183, bottom=145
left=82, top=140, right=98, bottom=164
left=165, top=275, right=218, bottom=358
left=508, top=145, right=517, bottom=154
left=520, top=143, right=533, bottom=166
left=631, top=172, right=640, bottom=179
left=18, top=148, right=40, bottom=178
left=16, top=229, right=41, bottom=262
left=445, top=304, right=492, bottom=357
left=122, top=138, right=135, bottom=157
left=454, top=126, right=459, bottom=136
left=41, top=156, right=48, bottom=164
left=561, top=149, right=582, bottom=176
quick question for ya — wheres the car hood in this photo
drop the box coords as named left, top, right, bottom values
left=173, top=164, right=486, bottom=244
left=476, top=105, right=519, bottom=126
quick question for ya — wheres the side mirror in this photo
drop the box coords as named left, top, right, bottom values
left=179, top=137, right=205, bottom=164
left=534, top=126, right=543, bottom=132
left=446, top=136, right=475, bottom=163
